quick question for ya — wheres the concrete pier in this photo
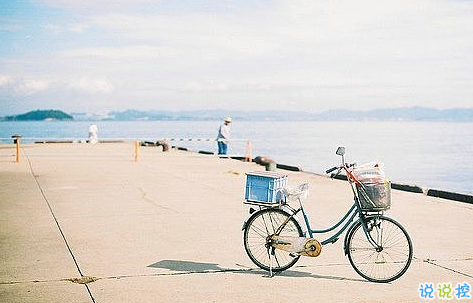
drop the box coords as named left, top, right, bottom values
left=1, top=143, right=472, bottom=302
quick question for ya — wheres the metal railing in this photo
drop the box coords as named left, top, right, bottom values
left=1, top=136, right=252, bottom=164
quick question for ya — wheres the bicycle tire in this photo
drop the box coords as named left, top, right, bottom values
left=243, top=208, right=303, bottom=272
left=346, top=215, right=413, bottom=283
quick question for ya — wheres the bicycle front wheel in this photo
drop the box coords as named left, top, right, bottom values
left=243, top=208, right=303, bottom=272
left=347, top=216, right=413, bottom=283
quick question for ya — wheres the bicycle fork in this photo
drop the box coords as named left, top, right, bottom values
left=360, top=216, right=384, bottom=251
left=343, top=215, right=384, bottom=255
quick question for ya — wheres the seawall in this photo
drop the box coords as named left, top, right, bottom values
left=168, top=144, right=473, bottom=205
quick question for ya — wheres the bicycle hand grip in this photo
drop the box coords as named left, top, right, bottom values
left=326, top=166, right=338, bottom=174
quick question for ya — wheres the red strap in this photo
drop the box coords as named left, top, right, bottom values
left=345, top=167, right=361, bottom=185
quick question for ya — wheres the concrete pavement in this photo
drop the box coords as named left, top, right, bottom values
left=0, top=142, right=472, bottom=303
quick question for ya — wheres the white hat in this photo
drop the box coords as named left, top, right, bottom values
left=224, top=117, right=232, bottom=123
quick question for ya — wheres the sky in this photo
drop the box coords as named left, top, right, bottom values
left=1, top=0, right=472, bottom=115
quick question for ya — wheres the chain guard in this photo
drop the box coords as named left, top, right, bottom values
left=270, top=236, right=322, bottom=257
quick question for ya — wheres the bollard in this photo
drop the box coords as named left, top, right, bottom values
left=134, top=141, right=139, bottom=162
left=11, top=135, right=21, bottom=163
left=156, top=140, right=169, bottom=152
left=265, top=162, right=277, bottom=171
left=255, top=155, right=276, bottom=171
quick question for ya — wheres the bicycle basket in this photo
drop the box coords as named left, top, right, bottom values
left=357, top=180, right=391, bottom=211
left=282, top=183, right=309, bottom=202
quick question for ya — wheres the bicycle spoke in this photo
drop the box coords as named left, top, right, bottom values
left=347, top=216, right=412, bottom=283
left=244, top=208, right=302, bottom=272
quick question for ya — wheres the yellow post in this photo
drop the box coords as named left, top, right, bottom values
left=134, top=141, right=139, bottom=163
left=245, top=140, right=252, bottom=162
left=12, top=135, right=21, bottom=163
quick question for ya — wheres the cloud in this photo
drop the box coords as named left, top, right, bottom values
left=1, top=0, right=472, bottom=113
left=76, top=1, right=473, bottom=83
left=44, top=22, right=89, bottom=36
left=0, top=74, right=113, bottom=96
left=182, top=82, right=229, bottom=93
left=16, top=79, right=50, bottom=95
left=0, top=76, right=50, bottom=95
left=44, top=23, right=63, bottom=35
left=40, top=0, right=162, bottom=11
left=69, top=23, right=88, bottom=33
left=67, top=77, right=114, bottom=94
left=0, top=75, right=13, bottom=86
left=0, top=19, right=22, bottom=32
left=60, top=45, right=165, bottom=60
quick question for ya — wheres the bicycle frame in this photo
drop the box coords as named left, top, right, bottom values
left=277, top=162, right=383, bottom=252
left=242, top=147, right=412, bottom=282
left=281, top=196, right=355, bottom=241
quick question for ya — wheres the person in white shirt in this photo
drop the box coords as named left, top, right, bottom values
left=216, top=117, right=232, bottom=155
left=88, top=124, right=99, bottom=144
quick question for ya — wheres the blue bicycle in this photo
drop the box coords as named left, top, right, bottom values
left=242, top=147, right=413, bottom=283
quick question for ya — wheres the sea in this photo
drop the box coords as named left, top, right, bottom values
left=1, top=120, right=472, bottom=195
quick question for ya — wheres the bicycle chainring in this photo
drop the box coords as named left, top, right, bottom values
left=301, top=239, right=322, bottom=257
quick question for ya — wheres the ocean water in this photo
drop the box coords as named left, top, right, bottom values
left=1, top=120, right=472, bottom=195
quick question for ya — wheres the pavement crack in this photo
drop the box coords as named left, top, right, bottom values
left=24, top=153, right=97, bottom=303
left=1, top=276, right=98, bottom=285
left=50, top=268, right=255, bottom=284
left=103, top=268, right=253, bottom=280
left=422, top=258, right=473, bottom=278
left=137, top=187, right=179, bottom=213
left=25, top=155, right=84, bottom=276
left=68, top=276, right=99, bottom=284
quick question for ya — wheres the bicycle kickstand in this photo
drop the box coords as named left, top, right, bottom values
left=265, top=247, right=274, bottom=278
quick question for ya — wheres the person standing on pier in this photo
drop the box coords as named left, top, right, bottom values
left=217, top=117, right=232, bottom=155
left=88, top=124, right=99, bottom=144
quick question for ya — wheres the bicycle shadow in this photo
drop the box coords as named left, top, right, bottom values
left=272, top=268, right=368, bottom=282
left=148, top=259, right=367, bottom=283
left=148, top=260, right=224, bottom=272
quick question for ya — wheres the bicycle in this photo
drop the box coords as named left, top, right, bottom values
left=242, top=147, right=413, bottom=283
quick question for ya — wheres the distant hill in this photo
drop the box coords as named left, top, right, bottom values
left=311, top=107, right=473, bottom=121
left=73, top=107, right=473, bottom=122
left=4, top=110, right=73, bottom=121
left=3, top=107, right=473, bottom=122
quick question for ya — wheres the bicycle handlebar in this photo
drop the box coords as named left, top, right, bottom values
left=326, top=166, right=338, bottom=174
left=326, top=163, right=356, bottom=175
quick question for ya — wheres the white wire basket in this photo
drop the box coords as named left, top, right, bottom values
left=282, top=183, right=309, bottom=202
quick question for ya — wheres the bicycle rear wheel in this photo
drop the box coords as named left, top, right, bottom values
left=347, top=215, right=413, bottom=283
left=243, top=208, right=303, bottom=272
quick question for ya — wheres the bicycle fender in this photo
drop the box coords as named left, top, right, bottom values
left=242, top=220, right=248, bottom=231
left=241, top=209, right=264, bottom=231
left=242, top=208, right=298, bottom=232
left=343, top=219, right=361, bottom=255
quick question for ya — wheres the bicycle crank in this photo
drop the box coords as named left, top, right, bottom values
left=269, top=235, right=322, bottom=257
